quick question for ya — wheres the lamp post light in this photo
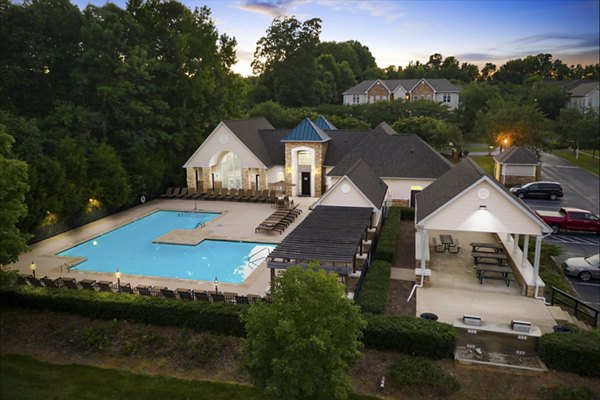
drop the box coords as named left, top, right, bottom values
left=29, top=261, right=37, bottom=278
left=115, top=269, right=121, bottom=292
left=213, top=276, right=219, bottom=294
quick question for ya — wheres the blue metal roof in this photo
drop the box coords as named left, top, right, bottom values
left=281, top=118, right=331, bottom=142
left=314, top=115, right=337, bottom=130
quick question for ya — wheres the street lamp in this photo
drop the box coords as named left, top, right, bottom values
left=115, top=269, right=121, bottom=292
left=213, top=276, right=219, bottom=294
left=29, top=261, right=37, bottom=278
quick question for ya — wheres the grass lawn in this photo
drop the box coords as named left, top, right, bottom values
left=468, top=155, right=495, bottom=175
left=553, top=149, right=600, bottom=176
left=0, top=354, right=379, bottom=400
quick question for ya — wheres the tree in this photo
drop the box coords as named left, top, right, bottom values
left=391, top=116, right=461, bottom=150
left=242, top=266, right=366, bottom=400
left=556, top=108, right=600, bottom=156
left=457, top=82, right=501, bottom=134
left=528, top=84, right=569, bottom=120
left=475, top=97, right=551, bottom=155
left=0, top=126, right=30, bottom=264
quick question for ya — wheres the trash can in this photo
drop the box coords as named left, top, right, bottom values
left=420, top=312, right=438, bottom=321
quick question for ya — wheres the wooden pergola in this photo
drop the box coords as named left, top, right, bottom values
left=267, top=206, right=374, bottom=277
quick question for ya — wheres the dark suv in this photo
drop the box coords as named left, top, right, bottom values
left=510, top=181, right=563, bottom=200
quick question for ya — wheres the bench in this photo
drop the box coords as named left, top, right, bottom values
left=432, top=237, right=444, bottom=253
left=475, top=264, right=514, bottom=286
left=478, top=273, right=514, bottom=286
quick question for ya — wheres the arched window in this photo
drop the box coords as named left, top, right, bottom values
left=220, top=152, right=241, bottom=189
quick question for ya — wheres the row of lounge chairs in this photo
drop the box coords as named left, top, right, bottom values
left=255, top=204, right=302, bottom=234
left=18, top=274, right=267, bottom=304
left=162, top=187, right=290, bottom=206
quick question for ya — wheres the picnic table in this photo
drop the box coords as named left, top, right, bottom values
left=474, top=264, right=514, bottom=286
left=469, top=242, right=504, bottom=253
left=472, top=251, right=507, bottom=265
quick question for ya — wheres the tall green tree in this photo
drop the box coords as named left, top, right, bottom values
left=0, top=126, right=30, bottom=264
left=242, top=266, right=366, bottom=400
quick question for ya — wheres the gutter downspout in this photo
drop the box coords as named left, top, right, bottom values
left=408, top=227, right=427, bottom=302
left=533, top=232, right=552, bottom=302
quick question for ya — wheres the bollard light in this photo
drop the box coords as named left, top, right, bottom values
left=29, top=261, right=37, bottom=278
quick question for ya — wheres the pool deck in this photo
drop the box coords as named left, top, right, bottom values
left=9, top=197, right=315, bottom=296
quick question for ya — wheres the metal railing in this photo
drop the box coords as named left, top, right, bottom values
left=550, top=286, right=599, bottom=328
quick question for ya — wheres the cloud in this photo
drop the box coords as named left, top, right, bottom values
left=510, top=33, right=599, bottom=51
left=237, top=0, right=303, bottom=17
left=455, top=53, right=497, bottom=62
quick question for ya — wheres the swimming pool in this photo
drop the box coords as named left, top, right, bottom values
left=57, top=211, right=275, bottom=283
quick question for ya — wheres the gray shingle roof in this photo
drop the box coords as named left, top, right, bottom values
left=344, top=159, right=388, bottom=207
left=323, top=130, right=369, bottom=166
left=570, top=82, right=599, bottom=97
left=494, top=146, right=539, bottom=164
left=223, top=118, right=275, bottom=167
left=327, top=125, right=453, bottom=179
left=343, top=79, right=460, bottom=95
left=416, top=158, right=485, bottom=223
left=281, top=118, right=331, bottom=142
left=314, top=115, right=337, bottom=130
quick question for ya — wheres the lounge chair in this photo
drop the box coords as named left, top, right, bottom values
left=161, top=187, right=174, bottom=198
left=224, top=188, right=240, bottom=201
left=223, top=291, right=237, bottom=303
left=267, top=192, right=278, bottom=205
left=80, top=279, right=97, bottom=290
left=193, top=290, right=210, bottom=302
left=235, top=295, right=250, bottom=304
left=184, top=188, right=197, bottom=198
left=176, top=188, right=188, bottom=198
left=166, top=187, right=181, bottom=198
left=136, top=285, right=153, bottom=296
left=60, top=277, right=79, bottom=289
left=118, top=283, right=133, bottom=294
left=248, top=190, right=262, bottom=202
left=158, top=286, right=176, bottom=298
left=255, top=190, right=270, bottom=203
left=211, top=293, right=225, bottom=303
left=238, top=189, right=253, bottom=202
left=247, top=294, right=262, bottom=304
left=176, top=288, right=193, bottom=300
left=206, top=188, right=223, bottom=200
left=17, top=274, right=31, bottom=285
left=197, top=188, right=214, bottom=200
left=97, top=281, right=114, bottom=292
left=214, top=188, right=230, bottom=201
left=25, top=275, right=44, bottom=287
left=41, top=276, right=63, bottom=288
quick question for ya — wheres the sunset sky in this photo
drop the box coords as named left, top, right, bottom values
left=72, top=0, right=600, bottom=76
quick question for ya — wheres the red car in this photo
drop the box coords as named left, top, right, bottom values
left=536, top=207, right=600, bottom=234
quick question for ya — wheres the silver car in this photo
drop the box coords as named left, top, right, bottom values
left=563, top=254, right=600, bottom=281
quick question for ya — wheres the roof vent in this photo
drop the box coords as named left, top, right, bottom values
left=410, top=148, right=415, bottom=153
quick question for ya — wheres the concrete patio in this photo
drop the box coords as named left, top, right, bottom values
left=8, top=197, right=315, bottom=297
left=416, top=230, right=557, bottom=333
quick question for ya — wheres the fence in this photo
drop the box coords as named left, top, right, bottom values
left=550, top=286, right=599, bottom=328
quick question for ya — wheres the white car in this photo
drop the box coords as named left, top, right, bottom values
left=563, top=254, right=600, bottom=281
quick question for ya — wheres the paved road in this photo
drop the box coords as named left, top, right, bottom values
left=522, top=153, right=600, bottom=309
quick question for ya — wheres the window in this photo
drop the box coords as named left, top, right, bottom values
left=442, top=94, right=452, bottom=102
left=375, top=95, right=380, bottom=101
left=420, top=95, right=425, bottom=100
left=369, top=95, right=374, bottom=103
left=220, top=152, right=241, bottom=189
left=412, top=95, right=417, bottom=101
left=571, top=213, right=586, bottom=220
left=426, top=95, right=432, bottom=100
left=298, top=151, right=312, bottom=166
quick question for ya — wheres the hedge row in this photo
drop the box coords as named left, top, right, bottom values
left=0, top=286, right=246, bottom=337
left=373, top=207, right=402, bottom=263
left=538, top=331, right=600, bottom=377
left=355, top=260, right=391, bottom=314
left=363, top=313, right=457, bottom=359
left=398, top=207, right=415, bottom=221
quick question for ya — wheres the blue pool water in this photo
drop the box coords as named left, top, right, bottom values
left=57, top=211, right=275, bottom=283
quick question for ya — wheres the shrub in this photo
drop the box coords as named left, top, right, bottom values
left=0, top=286, right=246, bottom=337
left=398, top=207, right=415, bottom=221
left=0, top=268, right=18, bottom=287
left=355, top=260, right=391, bottom=314
left=388, top=357, right=460, bottom=396
left=538, top=331, right=600, bottom=377
left=373, top=207, right=402, bottom=263
left=540, top=385, right=596, bottom=400
left=362, top=313, right=456, bottom=359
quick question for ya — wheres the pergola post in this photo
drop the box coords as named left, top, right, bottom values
left=270, top=267, right=275, bottom=282
left=514, top=234, right=520, bottom=252
left=521, top=234, right=530, bottom=267
left=419, top=228, right=427, bottom=272
left=532, top=235, right=542, bottom=284
left=353, top=254, right=356, bottom=273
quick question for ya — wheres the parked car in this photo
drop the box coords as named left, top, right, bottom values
left=536, top=207, right=600, bottom=234
left=510, top=181, right=563, bottom=200
left=563, top=254, right=600, bottom=281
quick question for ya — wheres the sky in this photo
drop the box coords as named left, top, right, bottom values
left=71, top=0, right=600, bottom=77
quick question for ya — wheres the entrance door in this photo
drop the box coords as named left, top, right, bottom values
left=301, top=172, right=311, bottom=196
left=410, top=190, right=421, bottom=207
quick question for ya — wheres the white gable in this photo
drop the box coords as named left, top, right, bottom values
left=316, top=176, right=374, bottom=209
left=183, top=123, right=266, bottom=169
left=421, top=179, right=549, bottom=235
